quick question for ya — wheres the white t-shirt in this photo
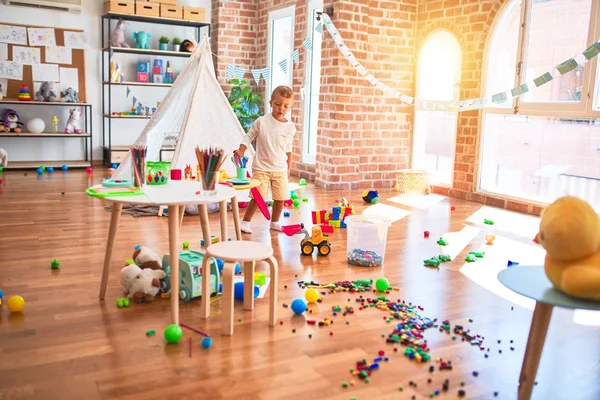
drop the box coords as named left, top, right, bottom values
left=243, top=113, right=296, bottom=172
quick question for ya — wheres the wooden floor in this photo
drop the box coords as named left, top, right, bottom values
left=0, top=169, right=598, bottom=400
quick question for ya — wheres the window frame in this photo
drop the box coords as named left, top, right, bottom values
left=266, top=5, right=296, bottom=113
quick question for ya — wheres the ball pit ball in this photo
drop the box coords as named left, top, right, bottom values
left=201, top=337, right=212, bottom=349
left=299, top=178, right=307, bottom=186
left=47, top=167, right=54, bottom=173
left=7, top=295, right=25, bottom=312
left=291, top=299, right=307, bottom=314
left=216, top=258, right=224, bottom=272
left=39, top=165, right=45, bottom=172
left=348, top=249, right=384, bottom=267
left=362, top=189, right=379, bottom=204
left=234, top=282, right=259, bottom=301
left=292, top=198, right=301, bottom=207
left=424, top=231, right=430, bottom=238
left=164, top=324, right=183, bottom=344
left=375, top=278, right=390, bottom=292
left=86, top=167, right=93, bottom=173
left=36, top=168, right=44, bottom=175
left=61, top=165, right=68, bottom=171
left=111, top=163, right=118, bottom=169
left=290, top=191, right=299, bottom=199
left=305, top=288, right=319, bottom=304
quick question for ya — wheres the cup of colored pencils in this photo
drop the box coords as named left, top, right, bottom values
left=231, top=155, right=249, bottom=180
left=195, top=146, right=226, bottom=195
left=130, top=145, right=147, bottom=188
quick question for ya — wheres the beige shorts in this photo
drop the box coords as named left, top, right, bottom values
left=252, top=170, right=289, bottom=201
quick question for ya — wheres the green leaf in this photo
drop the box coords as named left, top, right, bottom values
left=230, top=86, right=242, bottom=100
left=241, top=87, right=252, bottom=99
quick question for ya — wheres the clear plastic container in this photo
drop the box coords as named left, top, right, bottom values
left=345, top=215, right=392, bottom=267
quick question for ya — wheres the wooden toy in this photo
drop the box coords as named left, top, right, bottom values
left=161, top=250, right=220, bottom=301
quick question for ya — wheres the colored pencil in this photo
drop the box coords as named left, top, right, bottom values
left=180, top=322, right=210, bottom=337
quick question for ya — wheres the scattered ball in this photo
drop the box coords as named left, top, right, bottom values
left=299, top=178, right=307, bottom=186
left=39, top=165, right=45, bottom=172
left=46, top=167, right=54, bottom=173
left=201, top=337, right=212, bottom=349
left=362, top=189, right=379, bottom=204
left=164, top=324, right=183, bottom=344
left=216, top=258, right=224, bottom=272
left=61, top=165, right=68, bottom=171
left=305, top=288, right=319, bottom=304
left=7, top=295, right=25, bottom=312
left=111, top=163, right=118, bottom=169
left=292, top=198, right=301, bottom=207
left=233, top=282, right=259, bottom=300
left=291, top=299, right=307, bottom=314
left=86, top=167, right=93, bottom=173
left=290, top=191, right=299, bottom=199
left=36, top=168, right=44, bottom=175
left=375, top=277, right=390, bottom=292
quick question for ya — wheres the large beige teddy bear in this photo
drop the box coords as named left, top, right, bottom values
left=120, top=264, right=166, bottom=303
left=535, top=196, right=600, bottom=301
left=132, top=245, right=162, bottom=270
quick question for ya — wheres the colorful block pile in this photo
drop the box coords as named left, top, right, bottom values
left=311, top=202, right=356, bottom=231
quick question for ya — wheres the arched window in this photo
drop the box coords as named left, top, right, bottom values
left=412, top=31, right=462, bottom=186
left=480, top=0, right=600, bottom=210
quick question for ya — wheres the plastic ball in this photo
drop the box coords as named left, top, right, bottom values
left=234, top=282, right=259, bottom=301
left=290, top=191, right=299, bottom=199
left=164, top=324, right=183, bottom=344
left=362, top=189, right=380, bottom=204
left=26, top=117, right=45, bottom=133
left=39, top=165, right=45, bottom=172
left=216, top=258, right=224, bottom=272
left=305, top=288, right=319, bottom=304
left=86, top=167, right=93, bottom=173
left=201, top=337, right=212, bottom=349
left=291, top=299, right=307, bottom=314
left=111, top=163, right=118, bottom=169
left=36, top=168, right=44, bottom=175
left=235, top=263, right=241, bottom=274
left=292, top=198, right=301, bottom=207
left=47, top=166, right=54, bottom=173
left=7, top=295, right=25, bottom=312
left=375, top=277, right=389, bottom=292
left=299, top=178, right=307, bottom=186
left=61, top=165, right=68, bottom=171
left=0, top=179, right=3, bottom=186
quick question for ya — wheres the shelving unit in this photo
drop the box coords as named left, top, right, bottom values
left=0, top=100, right=93, bottom=170
left=101, top=12, right=210, bottom=166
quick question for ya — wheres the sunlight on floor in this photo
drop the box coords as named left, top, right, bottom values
left=387, top=193, right=446, bottom=209
left=465, top=205, right=540, bottom=240
left=362, top=203, right=411, bottom=223
left=439, top=225, right=481, bottom=260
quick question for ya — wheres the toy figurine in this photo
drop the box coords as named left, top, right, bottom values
left=111, top=18, right=130, bottom=48
left=1, top=109, right=24, bottom=133
left=34, top=81, right=58, bottom=102
left=65, top=107, right=83, bottom=134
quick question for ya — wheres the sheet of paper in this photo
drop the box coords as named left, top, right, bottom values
left=0, top=43, right=7, bottom=60
left=63, top=31, right=88, bottom=49
left=45, top=46, right=72, bottom=64
left=0, top=78, right=7, bottom=96
left=388, top=193, right=446, bottom=210
left=363, top=203, right=411, bottom=223
left=465, top=205, right=540, bottom=240
left=28, top=27, right=56, bottom=46
left=0, top=60, right=23, bottom=80
left=32, top=63, right=59, bottom=82
left=0, top=25, right=28, bottom=45
left=12, top=46, right=41, bottom=65
left=59, top=67, right=79, bottom=93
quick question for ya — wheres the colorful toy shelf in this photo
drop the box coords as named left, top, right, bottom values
left=102, top=81, right=173, bottom=88
left=0, top=132, right=91, bottom=137
left=102, top=47, right=192, bottom=58
left=3, top=160, right=91, bottom=170
left=103, top=114, right=152, bottom=119
left=0, top=99, right=90, bottom=107
left=103, top=13, right=211, bottom=28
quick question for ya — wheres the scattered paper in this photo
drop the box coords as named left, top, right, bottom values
left=363, top=203, right=411, bottom=223
left=28, top=27, right=56, bottom=46
left=12, top=46, right=41, bottom=65
left=0, top=25, right=28, bottom=45
left=0, top=78, right=7, bottom=96
left=45, top=46, right=72, bottom=64
left=388, top=193, right=446, bottom=210
left=0, top=60, right=23, bottom=80
left=465, top=206, right=540, bottom=240
left=32, top=63, right=59, bottom=82
left=59, top=67, right=79, bottom=93
left=63, top=31, right=88, bottom=49
left=438, top=225, right=481, bottom=261
left=0, top=43, right=7, bottom=60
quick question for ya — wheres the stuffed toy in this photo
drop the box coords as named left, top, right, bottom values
left=132, top=245, right=162, bottom=270
left=111, top=18, right=129, bottom=48
left=110, top=59, right=123, bottom=83
left=34, top=81, right=58, bottom=102
left=0, top=82, right=4, bottom=101
left=133, top=31, right=152, bottom=49
left=1, top=109, right=23, bottom=133
left=0, top=148, right=7, bottom=167
left=535, top=196, right=600, bottom=301
left=120, top=263, right=166, bottom=303
left=61, top=87, right=79, bottom=103
left=65, top=107, right=82, bottom=134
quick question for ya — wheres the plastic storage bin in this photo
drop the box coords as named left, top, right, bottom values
left=345, top=215, right=391, bottom=267
left=146, top=161, right=171, bottom=185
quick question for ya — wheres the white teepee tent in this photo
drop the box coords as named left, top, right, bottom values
left=112, top=35, right=253, bottom=181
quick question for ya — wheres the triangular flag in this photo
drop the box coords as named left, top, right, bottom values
left=316, top=22, right=323, bottom=34
left=235, top=66, right=246, bottom=80
left=132, top=95, right=137, bottom=107
left=226, top=64, right=235, bottom=80
left=126, top=86, right=131, bottom=97
left=278, top=58, right=287, bottom=73
left=291, top=49, right=300, bottom=65
left=251, top=69, right=262, bottom=85
left=302, top=37, right=313, bottom=51
left=583, top=42, right=600, bottom=60
left=261, top=67, right=271, bottom=83
left=109, top=48, right=114, bottom=59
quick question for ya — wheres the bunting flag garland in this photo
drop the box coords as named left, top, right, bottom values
left=251, top=69, right=262, bottom=85
left=226, top=64, right=235, bottom=80
left=126, top=86, right=131, bottom=97
left=291, top=49, right=300, bottom=65
left=279, top=58, right=288, bottom=73
left=302, top=37, right=313, bottom=51
left=234, top=65, right=246, bottom=80
left=261, top=67, right=271, bottom=84
left=315, top=22, right=324, bottom=34
left=132, top=95, right=137, bottom=107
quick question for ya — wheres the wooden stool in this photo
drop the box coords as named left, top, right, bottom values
left=200, top=241, right=278, bottom=336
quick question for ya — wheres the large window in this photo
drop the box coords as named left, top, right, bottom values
left=412, top=31, right=462, bottom=186
left=267, top=6, right=295, bottom=112
left=302, top=0, right=323, bottom=164
left=480, top=0, right=600, bottom=210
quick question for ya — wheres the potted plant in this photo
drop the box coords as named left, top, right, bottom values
left=159, top=36, right=170, bottom=51
left=227, top=78, right=262, bottom=132
left=172, top=37, right=181, bottom=52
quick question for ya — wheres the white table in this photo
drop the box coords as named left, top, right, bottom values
left=90, top=181, right=240, bottom=325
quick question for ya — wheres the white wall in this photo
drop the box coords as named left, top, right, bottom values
left=0, top=0, right=210, bottom=164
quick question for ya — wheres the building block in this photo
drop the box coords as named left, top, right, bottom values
left=312, top=210, right=327, bottom=224
left=321, top=224, right=334, bottom=234
left=200, top=235, right=220, bottom=246
left=254, top=272, right=266, bottom=285
left=330, top=219, right=340, bottom=228
left=137, top=72, right=149, bottom=83
left=137, top=61, right=150, bottom=72
left=153, top=75, right=164, bottom=84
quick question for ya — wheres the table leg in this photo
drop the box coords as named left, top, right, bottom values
left=99, top=202, right=122, bottom=300
left=200, top=254, right=212, bottom=319
left=231, top=195, right=242, bottom=241
left=198, top=204, right=211, bottom=248
left=243, top=261, right=255, bottom=311
left=168, top=205, right=181, bottom=326
left=266, top=257, right=278, bottom=327
left=179, top=205, right=185, bottom=228
left=219, top=200, right=228, bottom=242
left=518, top=302, right=553, bottom=400
left=222, top=262, right=236, bottom=336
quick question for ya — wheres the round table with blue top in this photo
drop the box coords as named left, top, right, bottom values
left=498, top=266, right=600, bottom=400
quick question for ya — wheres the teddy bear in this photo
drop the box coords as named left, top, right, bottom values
left=34, top=81, right=58, bottom=102
left=133, top=245, right=162, bottom=270
left=111, top=18, right=130, bottom=48
left=0, top=148, right=7, bottom=168
left=61, top=87, right=79, bottom=103
left=1, top=109, right=23, bottom=133
left=120, top=263, right=166, bottom=303
left=535, top=196, right=600, bottom=301
left=65, top=107, right=82, bottom=134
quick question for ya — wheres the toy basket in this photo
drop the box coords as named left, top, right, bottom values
left=146, top=161, right=171, bottom=185
left=345, top=215, right=391, bottom=267
left=394, top=169, right=430, bottom=195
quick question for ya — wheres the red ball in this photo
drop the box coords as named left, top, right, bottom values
left=0, top=179, right=3, bottom=186
left=424, top=231, right=430, bottom=238
left=86, top=167, right=93, bottom=173
left=450, top=206, right=456, bottom=211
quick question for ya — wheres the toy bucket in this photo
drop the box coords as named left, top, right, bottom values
left=345, top=215, right=391, bottom=267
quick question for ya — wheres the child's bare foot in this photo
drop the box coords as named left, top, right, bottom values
left=241, top=221, right=252, bottom=234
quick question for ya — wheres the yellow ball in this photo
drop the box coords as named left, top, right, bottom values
left=305, top=288, right=319, bottom=304
left=7, top=295, right=25, bottom=312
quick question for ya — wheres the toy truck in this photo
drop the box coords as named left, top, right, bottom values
left=282, top=223, right=331, bottom=256
left=161, top=250, right=220, bottom=301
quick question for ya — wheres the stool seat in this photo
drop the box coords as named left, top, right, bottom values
left=206, top=241, right=274, bottom=262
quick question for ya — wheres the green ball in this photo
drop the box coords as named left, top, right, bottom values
left=375, top=278, right=389, bottom=292
left=39, top=165, right=45, bottom=172
left=292, top=198, right=301, bottom=207
left=164, top=324, right=183, bottom=344
left=299, top=178, right=307, bottom=186
left=290, top=191, right=299, bottom=199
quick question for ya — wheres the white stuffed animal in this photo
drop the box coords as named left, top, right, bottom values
left=132, top=245, right=162, bottom=270
left=111, top=18, right=130, bottom=48
left=120, top=264, right=166, bottom=303
left=65, top=107, right=82, bottom=134
left=0, top=148, right=7, bottom=168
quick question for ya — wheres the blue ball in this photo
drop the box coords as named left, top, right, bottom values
left=47, top=167, right=54, bottom=173
left=216, top=258, right=224, bottom=272
left=61, top=165, right=68, bottom=171
left=201, top=337, right=212, bottom=349
left=134, top=245, right=141, bottom=250
left=36, top=168, right=43, bottom=175
left=0, top=289, right=3, bottom=298
left=234, top=282, right=259, bottom=301
left=111, top=163, right=118, bottom=169
left=291, top=299, right=307, bottom=314
left=218, top=283, right=222, bottom=293
left=235, top=263, right=241, bottom=274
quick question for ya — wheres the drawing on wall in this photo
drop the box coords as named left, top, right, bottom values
left=0, top=60, right=24, bottom=80
left=27, top=27, right=56, bottom=46
left=45, top=46, right=72, bottom=64
left=12, top=46, right=41, bottom=65
left=32, top=63, right=59, bottom=82
left=0, top=43, right=7, bottom=60
left=0, top=25, right=28, bottom=45
left=63, top=31, right=88, bottom=49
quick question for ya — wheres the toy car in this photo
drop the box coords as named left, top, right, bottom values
left=161, top=250, right=220, bottom=301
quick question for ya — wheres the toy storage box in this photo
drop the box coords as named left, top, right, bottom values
left=183, top=6, right=206, bottom=22
left=104, top=0, right=135, bottom=15
left=345, top=215, right=391, bottom=267
left=160, top=4, right=182, bottom=19
left=135, top=1, right=160, bottom=17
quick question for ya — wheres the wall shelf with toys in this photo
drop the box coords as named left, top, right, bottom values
left=101, top=11, right=210, bottom=166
